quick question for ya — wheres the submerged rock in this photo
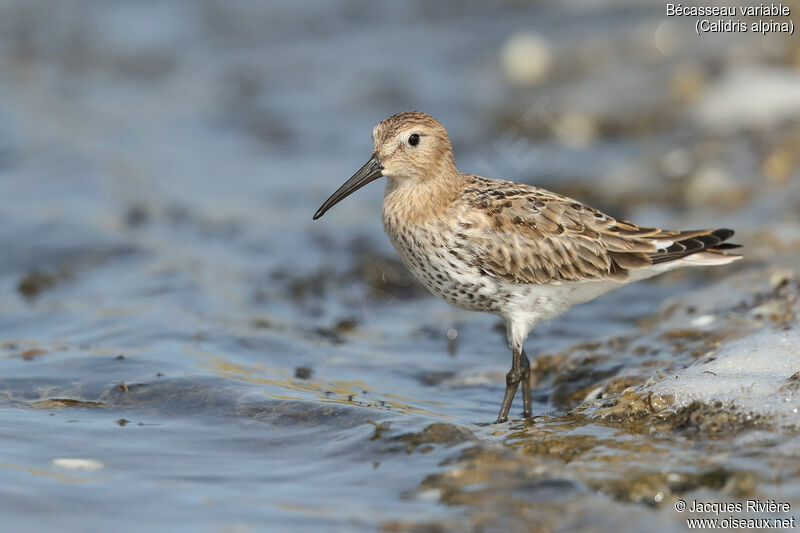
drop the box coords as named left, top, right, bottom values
left=394, top=423, right=475, bottom=454
left=17, top=268, right=70, bottom=300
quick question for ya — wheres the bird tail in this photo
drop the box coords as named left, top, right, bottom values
left=650, top=228, right=742, bottom=266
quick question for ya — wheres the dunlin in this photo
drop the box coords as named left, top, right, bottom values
left=313, top=111, right=741, bottom=423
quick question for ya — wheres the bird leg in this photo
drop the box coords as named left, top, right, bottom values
left=496, top=346, right=530, bottom=423
left=521, top=349, right=532, bottom=418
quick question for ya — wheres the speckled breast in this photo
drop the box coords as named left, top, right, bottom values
left=382, top=216, right=503, bottom=313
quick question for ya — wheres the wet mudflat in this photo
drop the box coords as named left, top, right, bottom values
left=1, top=1, right=799, bottom=531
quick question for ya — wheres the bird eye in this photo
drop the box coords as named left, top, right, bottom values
left=408, top=133, right=420, bottom=146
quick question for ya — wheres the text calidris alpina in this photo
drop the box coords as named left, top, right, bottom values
left=313, top=111, right=741, bottom=423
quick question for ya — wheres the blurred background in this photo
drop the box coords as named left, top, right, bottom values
left=1, top=1, right=799, bottom=531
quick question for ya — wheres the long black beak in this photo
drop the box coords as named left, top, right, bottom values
left=313, top=154, right=383, bottom=220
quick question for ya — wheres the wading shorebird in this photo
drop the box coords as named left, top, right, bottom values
left=313, top=111, right=741, bottom=423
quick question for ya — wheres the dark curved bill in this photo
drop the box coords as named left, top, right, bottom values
left=313, top=154, right=383, bottom=220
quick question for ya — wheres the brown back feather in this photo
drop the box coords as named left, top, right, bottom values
left=450, top=176, right=740, bottom=284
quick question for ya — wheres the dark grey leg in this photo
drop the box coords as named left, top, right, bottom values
left=495, top=346, right=524, bottom=423
left=521, top=349, right=531, bottom=418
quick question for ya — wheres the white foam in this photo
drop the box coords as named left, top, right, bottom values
left=52, top=458, right=105, bottom=471
left=649, top=327, right=800, bottom=428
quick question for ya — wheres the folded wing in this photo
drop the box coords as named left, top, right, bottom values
left=454, top=177, right=741, bottom=284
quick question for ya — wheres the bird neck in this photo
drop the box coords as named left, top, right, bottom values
left=383, top=166, right=464, bottom=225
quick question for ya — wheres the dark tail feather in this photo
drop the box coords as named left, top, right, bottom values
left=650, top=228, right=740, bottom=265
left=712, top=243, right=741, bottom=250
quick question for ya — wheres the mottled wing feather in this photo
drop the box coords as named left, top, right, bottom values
left=453, top=176, right=738, bottom=284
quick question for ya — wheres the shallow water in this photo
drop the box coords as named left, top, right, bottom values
left=1, top=1, right=799, bottom=531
